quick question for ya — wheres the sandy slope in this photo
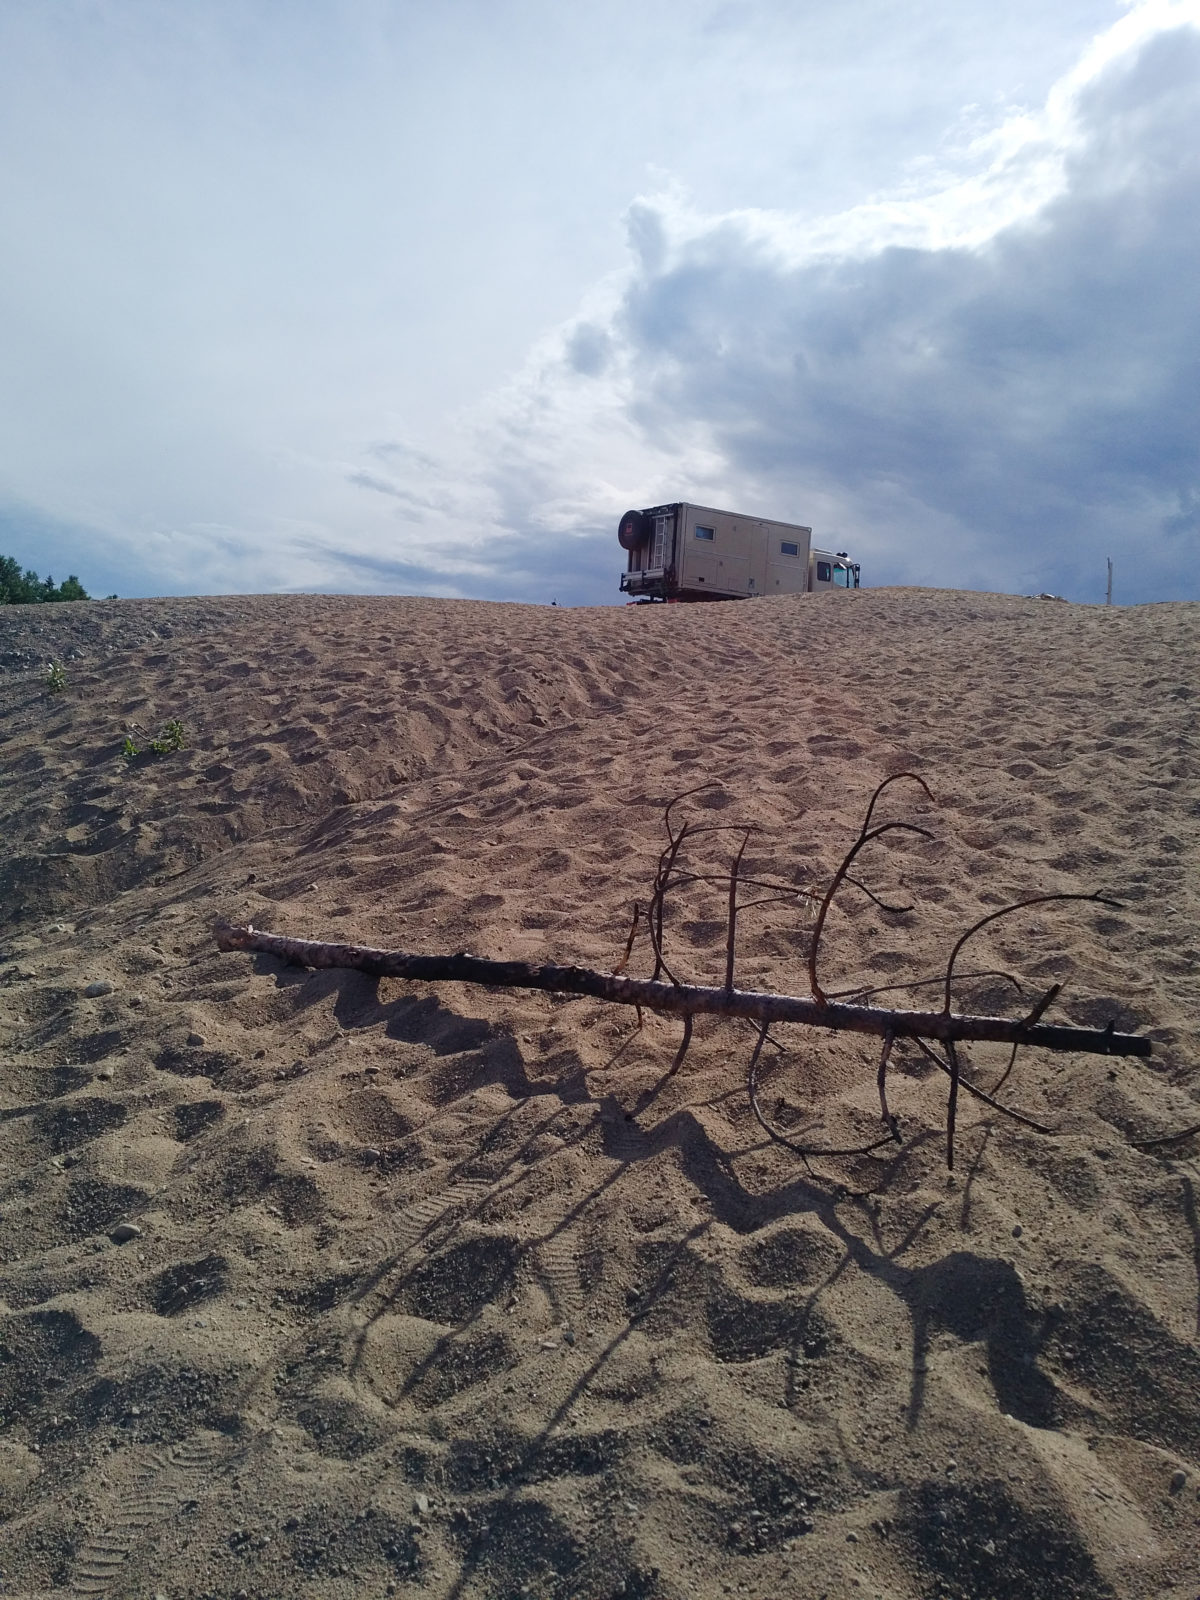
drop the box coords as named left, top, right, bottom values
left=0, top=587, right=1197, bottom=1600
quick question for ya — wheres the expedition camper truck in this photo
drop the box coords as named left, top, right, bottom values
left=618, top=503, right=859, bottom=602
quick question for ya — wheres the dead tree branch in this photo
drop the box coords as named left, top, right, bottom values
left=212, top=921, right=1150, bottom=1058
left=214, top=772, right=1183, bottom=1173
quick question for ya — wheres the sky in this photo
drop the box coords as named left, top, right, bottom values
left=1, top=0, right=1197, bottom=606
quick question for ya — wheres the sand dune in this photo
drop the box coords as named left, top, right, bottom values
left=1, top=587, right=1197, bottom=1600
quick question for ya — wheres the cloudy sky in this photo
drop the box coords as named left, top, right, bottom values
left=1, top=0, right=1197, bottom=605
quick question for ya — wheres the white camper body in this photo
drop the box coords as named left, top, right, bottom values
left=618, top=502, right=859, bottom=602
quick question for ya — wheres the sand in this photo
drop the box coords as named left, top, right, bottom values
left=0, top=586, right=1197, bottom=1600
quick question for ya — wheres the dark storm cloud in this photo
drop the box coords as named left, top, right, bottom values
left=596, top=25, right=1200, bottom=602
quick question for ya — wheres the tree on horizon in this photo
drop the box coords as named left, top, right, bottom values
left=0, top=555, right=90, bottom=604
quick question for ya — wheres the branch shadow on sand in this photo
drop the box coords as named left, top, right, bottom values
left=230, top=954, right=1200, bottom=1598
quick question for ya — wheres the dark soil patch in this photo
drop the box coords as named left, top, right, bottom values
left=149, top=1255, right=229, bottom=1316
left=0, top=1308, right=101, bottom=1430
left=399, top=1235, right=518, bottom=1325
left=897, top=1477, right=1114, bottom=1600
left=173, top=1099, right=226, bottom=1141
left=33, top=1095, right=127, bottom=1154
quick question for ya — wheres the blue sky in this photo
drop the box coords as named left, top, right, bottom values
left=1, top=0, right=1197, bottom=605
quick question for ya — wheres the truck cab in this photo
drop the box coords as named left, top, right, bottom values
left=811, top=552, right=861, bottom=590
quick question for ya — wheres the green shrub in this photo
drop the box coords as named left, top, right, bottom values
left=122, top=720, right=186, bottom=762
left=150, top=719, right=186, bottom=754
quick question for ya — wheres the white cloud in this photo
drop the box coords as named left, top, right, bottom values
left=392, top=2, right=1200, bottom=605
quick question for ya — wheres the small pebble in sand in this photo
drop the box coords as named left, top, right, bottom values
left=84, top=980, right=115, bottom=997
left=1011, top=1225, right=1023, bottom=1238
left=1169, top=1468, right=1186, bottom=1494
left=95, top=1066, right=114, bottom=1081
left=186, top=1031, right=206, bottom=1047
left=414, top=1493, right=430, bottom=1516
left=110, top=1222, right=142, bottom=1243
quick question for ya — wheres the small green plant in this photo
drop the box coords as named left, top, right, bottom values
left=150, top=718, right=186, bottom=754
left=46, top=661, right=67, bottom=694
left=122, top=719, right=186, bottom=763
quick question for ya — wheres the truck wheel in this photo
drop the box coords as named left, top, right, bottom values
left=618, top=509, right=650, bottom=550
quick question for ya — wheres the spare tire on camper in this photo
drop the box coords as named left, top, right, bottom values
left=618, top=509, right=650, bottom=551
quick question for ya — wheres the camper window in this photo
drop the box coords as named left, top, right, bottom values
left=695, top=526, right=715, bottom=541
left=780, top=540, right=799, bottom=557
left=816, top=560, right=832, bottom=582
left=833, top=563, right=850, bottom=587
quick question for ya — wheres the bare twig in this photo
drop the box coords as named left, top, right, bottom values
left=1130, top=1123, right=1200, bottom=1153
left=747, top=1025, right=901, bottom=1166
left=612, top=903, right=640, bottom=977
left=877, top=1031, right=898, bottom=1139
left=991, top=982, right=1062, bottom=1095
left=725, top=829, right=751, bottom=992
left=992, top=1043, right=1021, bottom=1098
left=943, top=898, right=1116, bottom=1014
left=827, top=968, right=1025, bottom=1004
left=648, top=786, right=719, bottom=982
left=910, top=1036, right=1054, bottom=1136
left=808, top=773, right=934, bottom=1003
left=945, top=1039, right=962, bottom=1170
left=1023, top=983, right=1063, bottom=1027
left=668, top=1012, right=694, bottom=1078
left=647, top=814, right=749, bottom=984
left=843, top=874, right=915, bottom=915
